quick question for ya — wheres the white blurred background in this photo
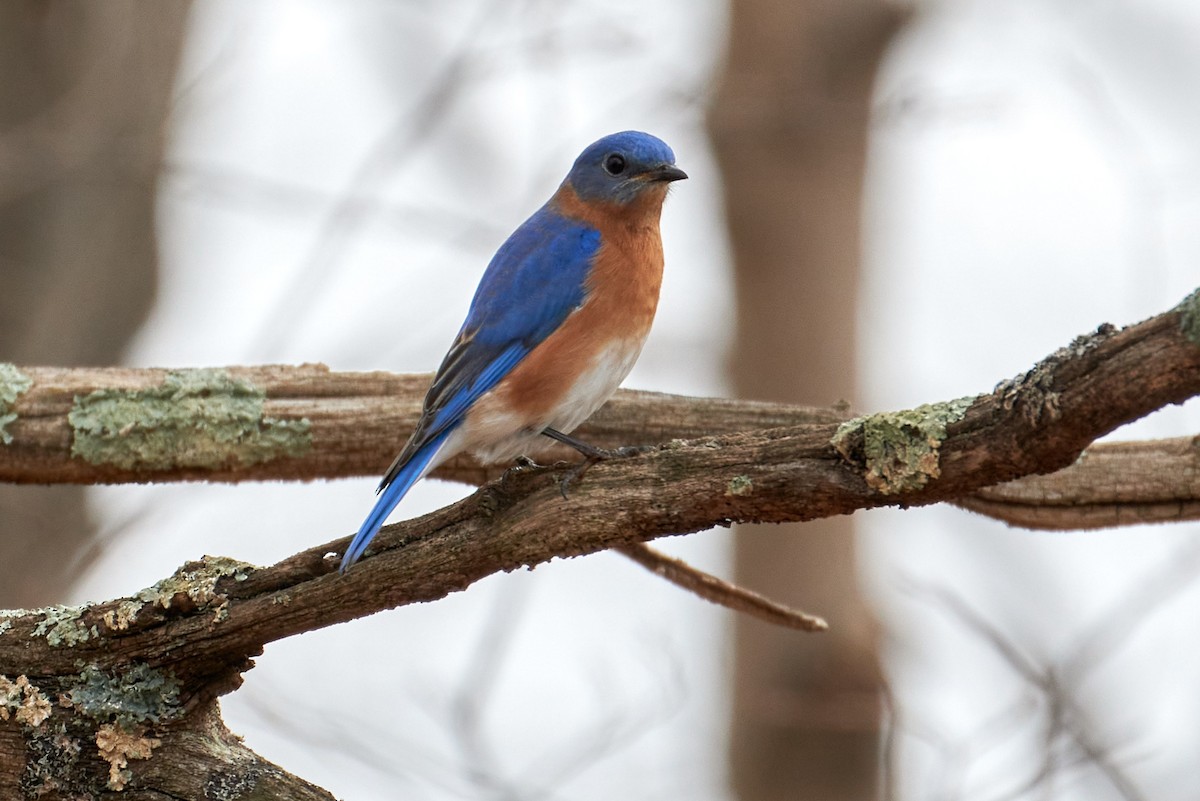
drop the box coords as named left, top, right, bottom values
left=3, top=1, right=1199, bottom=799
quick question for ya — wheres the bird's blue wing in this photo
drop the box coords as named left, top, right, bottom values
left=340, top=206, right=600, bottom=571
left=378, top=205, right=601, bottom=491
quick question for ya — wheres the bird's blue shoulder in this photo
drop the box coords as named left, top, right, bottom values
left=388, top=203, right=601, bottom=468
left=464, top=202, right=601, bottom=346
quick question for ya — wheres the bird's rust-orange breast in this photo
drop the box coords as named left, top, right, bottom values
left=478, top=183, right=669, bottom=421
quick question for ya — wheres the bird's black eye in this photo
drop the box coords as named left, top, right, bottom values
left=603, top=153, right=626, bottom=176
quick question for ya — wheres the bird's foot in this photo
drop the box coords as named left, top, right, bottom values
left=540, top=427, right=650, bottom=498
left=557, top=444, right=650, bottom=499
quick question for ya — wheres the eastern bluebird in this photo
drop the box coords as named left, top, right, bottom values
left=341, top=131, right=686, bottom=572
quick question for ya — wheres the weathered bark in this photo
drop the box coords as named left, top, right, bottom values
left=709, top=1, right=909, bottom=797
left=958, top=435, right=1200, bottom=530
left=0, top=0, right=190, bottom=606
left=0, top=291, right=1196, bottom=796
left=0, top=699, right=333, bottom=800
left=1, top=360, right=1198, bottom=532
left=0, top=366, right=842, bottom=485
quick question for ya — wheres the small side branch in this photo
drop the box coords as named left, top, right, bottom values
left=616, top=543, right=828, bottom=632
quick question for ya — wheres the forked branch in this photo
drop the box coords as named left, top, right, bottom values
left=0, top=289, right=1196, bottom=799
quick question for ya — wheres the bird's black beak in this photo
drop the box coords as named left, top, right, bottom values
left=643, top=163, right=688, bottom=183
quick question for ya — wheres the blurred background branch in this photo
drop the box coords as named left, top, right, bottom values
left=0, top=1, right=190, bottom=607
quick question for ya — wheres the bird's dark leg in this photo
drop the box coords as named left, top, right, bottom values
left=541, top=427, right=646, bottom=498
left=542, top=427, right=610, bottom=460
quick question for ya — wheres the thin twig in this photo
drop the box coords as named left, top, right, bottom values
left=907, top=583, right=1148, bottom=801
left=615, top=542, right=828, bottom=632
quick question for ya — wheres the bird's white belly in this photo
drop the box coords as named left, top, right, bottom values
left=464, top=337, right=645, bottom=464
left=545, top=337, right=642, bottom=433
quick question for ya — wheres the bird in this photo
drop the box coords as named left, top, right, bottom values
left=340, top=130, right=686, bottom=572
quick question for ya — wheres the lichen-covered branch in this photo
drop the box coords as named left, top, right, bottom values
left=0, top=363, right=843, bottom=484
left=0, top=289, right=1197, bottom=796
left=1, top=356, right=1198, bottom=532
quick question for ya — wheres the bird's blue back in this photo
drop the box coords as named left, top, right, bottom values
left=342, top=130, right=681, bottom=572
left=339, top=204, right=600, bottom=571
left=404, top=203, right=601, bottom=461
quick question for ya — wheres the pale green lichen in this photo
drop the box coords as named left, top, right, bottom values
left=69, top=368, right=311, bottom=471
left=65, top=662, right=181, bottom=791
left=103, top=555, right=253, bottom=631
left=833, top=397, right=974, bottom=495
left=69, top=663, right=181, bottom=730
left=0, top=363, right=32, bottom=445
left=71, top=666, right=175, bottom=791
left=1180, top=288, right=1200, bottom=347
left=726, top=475, right=754, bottom=497
left=102, top=598, right=143, bottom=632
left=33, top=604, right=98, bottom=647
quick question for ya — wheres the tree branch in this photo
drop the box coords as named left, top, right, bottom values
left=0, top=289, right=1197, bottom=797
left=2, top=297, right=1198, bottom=534
left=0, top=363, right=843, bottom=484
left=616, top=543, right=829, bottom=631
left=957, top=435, right=1200, bottom=530
left=2, top=289, right=1197, bottom=673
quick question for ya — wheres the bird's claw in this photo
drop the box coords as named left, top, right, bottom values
left=558, top=454, right=601, bottom=499
left=556, top=444, right=651, bottom=499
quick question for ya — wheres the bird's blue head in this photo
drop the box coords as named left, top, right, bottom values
left=565, top=131, right=687, bottom=206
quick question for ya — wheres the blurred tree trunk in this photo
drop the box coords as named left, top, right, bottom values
left=710, top=2, right=907, bottom=799
left=0, top=1, right=190, bottom=606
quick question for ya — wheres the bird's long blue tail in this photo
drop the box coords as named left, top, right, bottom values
left=340, top=430, right=452, bottom=573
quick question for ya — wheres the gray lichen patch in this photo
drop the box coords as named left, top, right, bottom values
left=0, top=363, right=32, bottom=445
left=1180, top=287, right=1200, bottom=347
left=69, top=663, right=182, bottom=730
left=833, top=397, right=974, bottom=495
left=33, top=604, right=98, bottom=647
left=205, top=767, right=264, bottom=800
left=69, top=368, right=311, bottom=471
